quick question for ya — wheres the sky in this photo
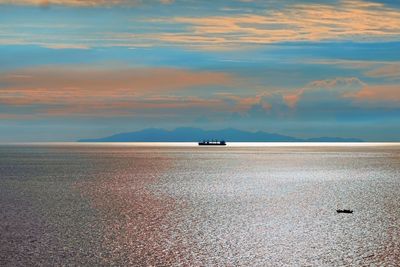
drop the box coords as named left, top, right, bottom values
left=0, top=0, right=399, bottom=141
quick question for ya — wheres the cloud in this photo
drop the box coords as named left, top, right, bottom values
left=41, top=43, right=91, bottom=50
left=0, top=66, right=233, bottom=116
left=282, top=77, right=365, bottom=108
left=364, top=63, right=400, bottom=79
left=283, top=92, right=301, bottom=109
left=307, top=77, right=366, bottom=90
left=194, top=76, right=399, bottom=118
left=159, top=0, right=173, bottom=4
left=214, top=92, right=269, bottom=111
left=1, top=65, right=398, bottom=120
left=309, top=59, right=385, bottom=69
left=310, top=59, right=400, bottom=80
left=147, top=0, right=400, bottom=49
left=280, top=76, right=400, bottom=110
left=2, top=0, right=399, bottom=50
left=353, top=84, right=400, bottom=102
left=0, top=0, right=171, bottom=7
left=231, top=77, right=399, bottom=124
left=0, top=0, right=124, bottom=6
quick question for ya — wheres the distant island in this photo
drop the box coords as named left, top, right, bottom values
left=78, top=127, right=363, bottom=142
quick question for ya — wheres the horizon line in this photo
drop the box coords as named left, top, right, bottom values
left=2, top=142, right=400, bottom=147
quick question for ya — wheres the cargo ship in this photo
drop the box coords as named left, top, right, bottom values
left=198, top=140, right=226, bottom=146
left=336, top=209, right=353, bottom=214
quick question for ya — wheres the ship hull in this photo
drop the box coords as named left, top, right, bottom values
left=198, top=143, right=226, bottom=146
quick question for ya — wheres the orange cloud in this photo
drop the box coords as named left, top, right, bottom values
left=215, top=77, right=399, bottom=112
left=354, top=84, right=400, bottom=102
left=310, top=59, right=400, bottom=80
left=0, top=66, right=234, bottom=117
left=281, top=77, right=400, bottom=108
left=0, top=0, right=170, bottom=6
left=42, top=44, right=91, bottom=50
left=282, top=77, right=365, bottom=108
left=283, top=92, right=302, bottom=109
left=3, top=0, right=399, bottom=50
left=307, top=77, right=365, bottom=90
left=159, top=0, right=173, bottom=4
left=214, top=92, right=267, bottom=111
left=364, top=64, right=400, bottom=79
left=150, top=0, right=400, bottom=48
left=0, top=66, right=232, bottom=102
left=0, top=0, right=124, bottom=6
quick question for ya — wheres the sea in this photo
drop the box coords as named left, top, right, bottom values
left=1, top=143, right=399, bottom=266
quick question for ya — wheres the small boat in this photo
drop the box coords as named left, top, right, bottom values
left=198, top=140, right=226, bottom=146
left=336, top=209, right=353, bottom=214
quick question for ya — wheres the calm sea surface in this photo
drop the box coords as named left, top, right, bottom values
left=1, top=143, right=400, bottom=266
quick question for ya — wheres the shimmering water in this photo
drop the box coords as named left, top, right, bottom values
left=1, top=144, right=400, bottom=266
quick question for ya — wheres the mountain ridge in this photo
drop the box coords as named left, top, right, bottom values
left=78, top=127, right=363, bottom=142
